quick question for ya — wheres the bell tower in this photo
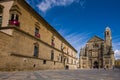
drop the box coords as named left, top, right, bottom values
left=105, top=26, right=112, bottom=47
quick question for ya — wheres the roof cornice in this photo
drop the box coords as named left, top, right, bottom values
left=14, top=0, right=77, bottom=52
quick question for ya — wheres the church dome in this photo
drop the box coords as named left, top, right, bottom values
left=106, top=26, right=111, bottom=31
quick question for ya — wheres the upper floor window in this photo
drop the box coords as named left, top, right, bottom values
left=61, top=43, right=66, bottom=51
left=35, top=27, right=40, bottom=38
left=71, top=59, right=73, bottom=64
left=0, top=8, right=2, bottom=14
left=0, top=5, right=3, bottom=14
left=16, top=15, right=19, bottom=21
left=9, top=14, right=20, bottom=26
left=67, top=48, right=69, bottom=54
left=61, top=43, right=63, bottom=51
left=33, top=43, right=39, bottom=57
left=9, top=5, right=21, bottom=27
left=11, top=14, right=14, bottom=21
left=93, top=43, right=99, bottom=48
left=0, top=5, right=4, bottom=27
left=10, top=14, right=19, bottom=21
left=0, top=16, right=2, bottom=27
left=51, top=35, right=55, bottom=47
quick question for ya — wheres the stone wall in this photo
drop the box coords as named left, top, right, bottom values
left=0, top=31, right=13, bottom=71
left=0, top=27, right=78, bottom=71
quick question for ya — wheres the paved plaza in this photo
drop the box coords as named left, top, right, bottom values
left=0, top=69, right=120, bottom=80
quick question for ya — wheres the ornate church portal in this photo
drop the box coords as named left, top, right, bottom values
left=79, top=27, right=115, bottom=69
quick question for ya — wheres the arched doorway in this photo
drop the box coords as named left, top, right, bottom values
left=93, top=61, right=99, bottom=68
left=65, top=65, right=69, bottom=70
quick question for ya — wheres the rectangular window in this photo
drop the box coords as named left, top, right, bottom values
left=10, top=14, right=19, bottom=21
left=51, top=36, right=55, bottom=47
left=51, top=39, right=55, bottom=47
left=58, top=54, right=61, bottom=62
left=43, top=60, right=46, bottom=64
left=51, top=50, right=54, bottom=61
left=71, top=59, right=73, bottom=64
left=11, top=14, right=14, bottom=20
left=34, top=46, right=39, bottom=57
left=67, top=48, right=69, bottom=54
left=0, top=16, right=2, bottom=27
left=9, top=14, right=20, bottom=27
left=35, top=27, right=40, bottom=38
left=0, top=8, right=2, bottom=13
left=16, top=14, right=19, bottom=21
left=61, top=43, right=63, bottom=51
left=35, top=27, right=39, bottom=34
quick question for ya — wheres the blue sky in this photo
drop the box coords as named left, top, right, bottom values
left=26, top=0, right=120, bottom=59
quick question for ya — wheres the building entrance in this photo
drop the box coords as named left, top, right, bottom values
left=93, top=61, right=99, bottom=68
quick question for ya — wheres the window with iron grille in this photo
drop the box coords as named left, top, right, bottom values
left=51, top=50, right=54, bottom=61
left=34, top=45, right=39, bottom=57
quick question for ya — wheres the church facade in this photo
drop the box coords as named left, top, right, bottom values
left=0, top=0, right=77, bottom=71
left=79, top=27, right=115, bottom=69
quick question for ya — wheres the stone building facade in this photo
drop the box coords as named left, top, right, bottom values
left=115, top=59, right=120, bottom=68
left=0, top=0, right=77, bottom=71
left=79, top=27, right=115, bottom=69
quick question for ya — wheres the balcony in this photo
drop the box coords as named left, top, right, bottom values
left=9, top=20, right=20, bottom=26
left=35, top=33, right=40, bottom=38
left=51, top=42, right=55, bottom=47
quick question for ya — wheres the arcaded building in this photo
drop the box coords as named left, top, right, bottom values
left=79, top=27, right=115, bottom=69
left=0, top=0, right=77, bottom=71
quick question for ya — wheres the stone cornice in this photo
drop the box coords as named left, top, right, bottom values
left=0, top=27, right=77, bottom=59
left=11, top=52, right=77, bottom=65
left=11, top=52, right=62, bottom=63
left=16, top=0, right=77, bottom=53
left=0, top=0, right=13, bottom=3
left=0, top=30, right=12, bottom=37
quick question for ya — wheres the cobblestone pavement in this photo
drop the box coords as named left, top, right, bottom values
left=0, top=69, right=120, bottom=80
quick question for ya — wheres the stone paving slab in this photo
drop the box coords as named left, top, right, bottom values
left=0, top=69, right=120, bottom=80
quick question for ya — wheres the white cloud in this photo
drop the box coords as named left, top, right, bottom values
left=58, top=29, right=120, bottom=59
left=37, top=0, right=80, bottom=12
left=114, top=50, right=120, bottom=59
left=26, top=0, right=87, bottom=13
left=37, top=0, right=52, bottom=12
left=58, top=27, right=90, bottom=56
left=113, top=35, right=120, bottom=59
left=80, top=0, right=86, bottom=8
